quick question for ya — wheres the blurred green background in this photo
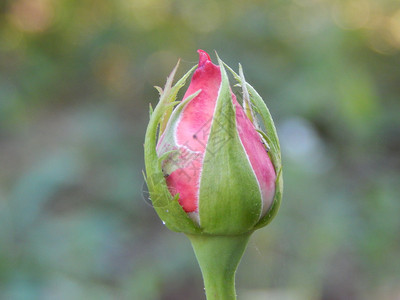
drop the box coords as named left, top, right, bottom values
left=1, top=0, right=399, bottom=299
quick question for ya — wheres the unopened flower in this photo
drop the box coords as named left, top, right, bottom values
left=144, top=50, right=282, bottom=235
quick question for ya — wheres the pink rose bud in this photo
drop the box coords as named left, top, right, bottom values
left=144, top=50, right=282, bottom=235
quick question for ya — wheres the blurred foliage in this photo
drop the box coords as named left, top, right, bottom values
left=1, top=0, right=400, bottom=299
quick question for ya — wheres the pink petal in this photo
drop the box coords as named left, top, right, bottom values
left=168, top=50, right=221, bottom=212
left=176, top=50, right=221, bottom=152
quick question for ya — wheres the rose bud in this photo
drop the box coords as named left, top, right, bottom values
left=144, top=50, right=283, bottom=299
left=144, top=50, right=282, bottom=235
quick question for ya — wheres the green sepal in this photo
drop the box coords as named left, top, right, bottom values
left=144, top=61, right=201, bottom=234
left=225, top=64, right=281, bottom=170
left=239, top=64, right=256, bottom=125
left=159, top=63, right=198, bottom=135
left=225, top=63, right=283, bottom=228
left=198, top=55, right=262, bottom=235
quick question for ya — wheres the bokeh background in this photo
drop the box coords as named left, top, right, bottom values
left=1, top=0, right=400, bottom=299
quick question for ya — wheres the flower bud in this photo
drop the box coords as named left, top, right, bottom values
left=144, top=50, right=282, bottom=235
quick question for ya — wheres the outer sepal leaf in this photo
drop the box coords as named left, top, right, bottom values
left=225, top=63, right=283, bottom=228
left=198, top=55, right=262, bottom=235
left=159, top=64, right=198, bottom=134
left=144, top=62, right=201, bottom=234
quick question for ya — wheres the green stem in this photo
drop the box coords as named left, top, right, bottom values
left=187, top=233, right=251, bottom=300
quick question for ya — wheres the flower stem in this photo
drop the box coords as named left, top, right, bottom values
left=187, top=233, right=251, bottom=300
